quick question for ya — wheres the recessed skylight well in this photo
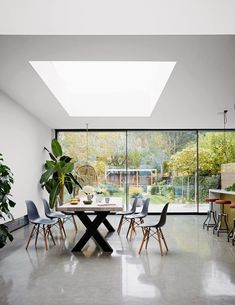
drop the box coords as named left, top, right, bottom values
left=29, top=61, right=176, bottom=117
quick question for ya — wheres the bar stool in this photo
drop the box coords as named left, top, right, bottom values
left=203, top=198, right=217, bottom=230
left=228, top=204, right=235, bottom=245
left=213, top=200, right=231, bottom=236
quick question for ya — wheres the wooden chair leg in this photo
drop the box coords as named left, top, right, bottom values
left=117, top=215, right=124, bottom=234
left=58, top=219, right=65, bottom=240
left=35, top=224, right=40, bottom=246
left=145, top=228, right=150, bottom=249
left=42, top=225, right=48, bottom=250
left=60, top=219, right=67, bottom=238
left=47, top=225, right=56, bottom=245
left=130, top=219, right=136, bottom=239
left=72, top=215, right=78, bottom=232
left=126, top=220, right=132, bottom=238
left=157, top=229, right=164, bottom=256
left=160, top=228, right=168, bottom=252
left=26, top=225, right=36, bottom=250
left=138, top=228, right=148, bottom=254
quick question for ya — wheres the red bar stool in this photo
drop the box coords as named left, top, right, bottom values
left=228, top=204, right=235, bottom=245
left=213, top=200, right=231, bottom=236
left=203, top=198, right=217, bottom=230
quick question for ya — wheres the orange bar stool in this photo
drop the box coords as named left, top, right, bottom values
left=228, top=204, right=235, bottom=245
left=213, top=200, right=231, bottom=236
left=203, top=198, right=217, bottom=230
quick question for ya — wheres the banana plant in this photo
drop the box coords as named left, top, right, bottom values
left=40, top=139, right=82, bottom=209
left=0, top=153, right=16, bottom=248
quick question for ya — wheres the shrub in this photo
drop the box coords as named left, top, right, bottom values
left=129, top=186, right=143, bottom=198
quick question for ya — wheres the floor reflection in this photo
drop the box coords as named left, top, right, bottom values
left=203, top=261, right=235, bottom=296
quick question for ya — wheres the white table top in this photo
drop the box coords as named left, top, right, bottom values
left=57, top=202, right=123, bottom=212
left=209, top=189, right=235, bottom=196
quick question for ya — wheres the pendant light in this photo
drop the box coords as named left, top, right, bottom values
left=223, top=110, right=228, bottom=163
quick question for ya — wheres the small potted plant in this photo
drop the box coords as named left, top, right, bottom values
left=95, top=186, right=105, bottom=203
left=82, top=185, right=94, bottom=204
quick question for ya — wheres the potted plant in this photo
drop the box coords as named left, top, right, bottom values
left=40, top=139, right=82, bottom=209
left=0, top=153, right=16, bottom=248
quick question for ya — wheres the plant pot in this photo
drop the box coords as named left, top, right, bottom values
left=83, top=200, right=93, bottom=205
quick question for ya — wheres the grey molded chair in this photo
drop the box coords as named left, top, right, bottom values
left=117, top=197, right=142, bottom=234
left=25, top=200, right=57, bottom=250
left=138, top=202, right=169, bottom=256
left=125, top=198, right=150, bottom=239
left=42, top=199, right=68, bottom=240
left=57, top=198, right=78, bottom=232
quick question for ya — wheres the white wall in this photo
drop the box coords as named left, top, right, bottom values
left=0, top=91, right=52, bottom=219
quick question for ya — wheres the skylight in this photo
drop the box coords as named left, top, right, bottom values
left=29, top=61, right=176, bottom=117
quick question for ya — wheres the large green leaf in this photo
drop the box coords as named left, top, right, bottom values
left=65, top=178, right=73, bottom=194
left=68, top=173, right=83, bottom=189
left=63, top=162, right=74, bottom=173
left=49, top=181, right=61, bottom=209
left=44, top=179, right=56, bottom=193
left=8, top=199, right=16, bottom=208
left=44, top=147, right=57, bottom=161
left=40, top=168, right=55, bottom=184
left=51, top=139, right=62, bottom=158
left=60, top=156, right=72, bottom=163
left=45, top=160, right=55, bottom=170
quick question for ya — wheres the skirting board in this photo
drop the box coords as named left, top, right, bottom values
left=5, top=215, right=29, bottom=232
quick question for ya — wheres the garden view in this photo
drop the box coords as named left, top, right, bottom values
left=58, top=130, right=235, bottom=212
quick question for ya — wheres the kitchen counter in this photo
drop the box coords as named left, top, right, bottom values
left=209, top=189, right=235, bottom=229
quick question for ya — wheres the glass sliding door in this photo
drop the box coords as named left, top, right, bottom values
left=127, top=131, right=197, bottom=212
left=57, top=129, right=235, bottom=213
left=57, top=131, right=126, bottom=204
left=198, top=131, right=235, bottom=212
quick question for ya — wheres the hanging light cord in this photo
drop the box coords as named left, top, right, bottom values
left=86, top=123, right=89, bottom=165
left=223, top=110, right=228, bottom=162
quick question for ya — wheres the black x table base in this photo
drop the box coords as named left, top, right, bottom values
left=72, top=211, right=115, bottom=253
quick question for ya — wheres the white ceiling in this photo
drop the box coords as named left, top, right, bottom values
left=1, top=1, right=235, bottom=35
left=0, top=35, right=235, bottom=129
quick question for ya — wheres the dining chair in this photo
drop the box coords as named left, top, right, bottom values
left=117, top=197, right=142, bottom=234
left=42, top=199, right=68, bottom=240
left=125, top=198, right=150, bottom=239
left=138, top=202, right=169, bottom=256
left=57, top=198, right=78, bottom=232
left=25, top=200, right=57, bottom=250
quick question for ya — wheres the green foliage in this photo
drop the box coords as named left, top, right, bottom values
left=104, top=184, right=119, bottom=196
left=151, top=180, right=175, bottom=199
left=40, top=139, right=82, bottom=209
left=150, top=185, right=159, bottom=195
left=0, top=153, right=16, bottom=248
left=225, top=183, right=235, bottom=192
left=129, top=186, right=143, bottom=198
left=172, top=175, right=220, bottom=202
left=169, top=147, right=196, bottom=175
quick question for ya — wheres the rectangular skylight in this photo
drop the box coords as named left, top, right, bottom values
left=29, top=61, right=176, bottom=117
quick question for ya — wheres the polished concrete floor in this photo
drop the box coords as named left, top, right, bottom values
left=1, top=215, right=235, bottom=305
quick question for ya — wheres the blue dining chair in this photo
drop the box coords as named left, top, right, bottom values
left=57, top=198, right=78, bottom=232
left=117, top=197, right=142, bottom=234
left=42, top=199, right=68, bottom=240
left=25, top=200, right=57, bottom=250
left=125, top=198, right=150, bottom=239
left=138, top=202, right=169, bottom=255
